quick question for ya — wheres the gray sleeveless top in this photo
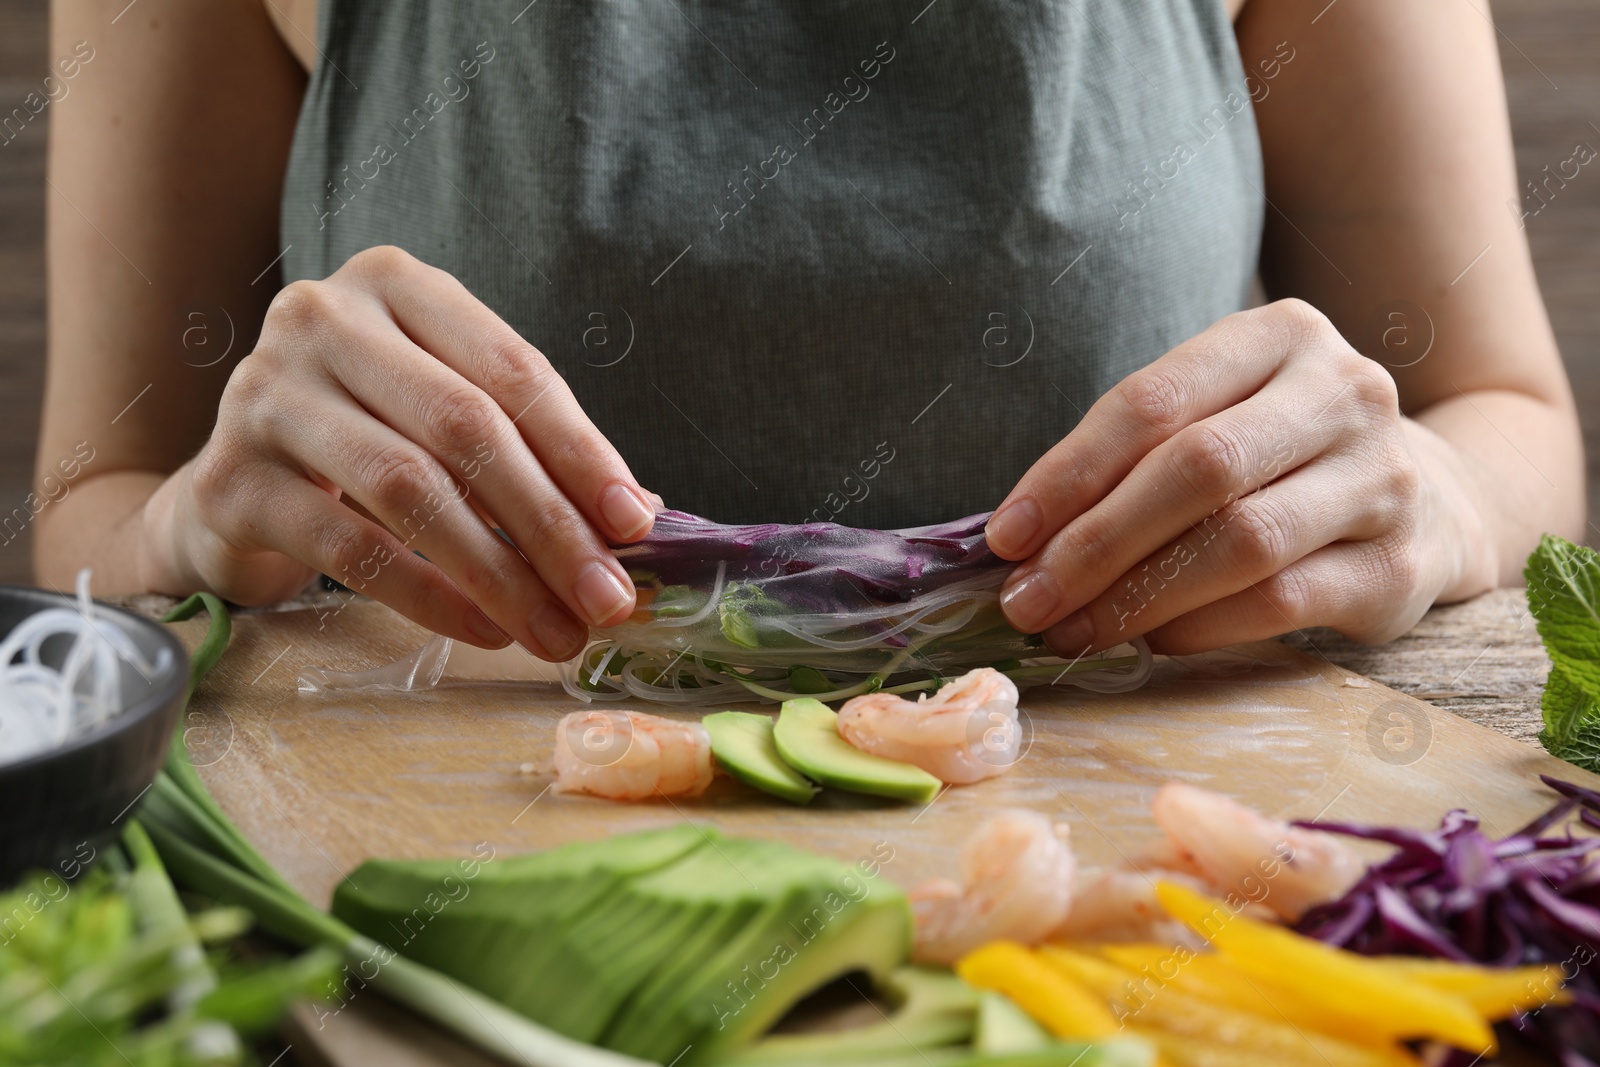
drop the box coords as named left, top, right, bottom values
left=281, top=0, right=1263, bottom=528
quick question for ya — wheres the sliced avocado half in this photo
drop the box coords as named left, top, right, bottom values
left=331, top=823, right=707, bottom=1044
left=332, top=825, right=914, bottom=1065
left=772, top=698, right=943, bottom=804
left=705, top=711, right=821, bottom=805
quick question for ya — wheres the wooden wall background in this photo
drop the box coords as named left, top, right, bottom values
left=0, top=3, right=48, bottom=586
left=0, top=1, right=1596, bottom=588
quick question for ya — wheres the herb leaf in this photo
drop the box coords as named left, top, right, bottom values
left=1525, top=534, right=1600, bottom=770
left=1538, top=663, right=1600, bottom=773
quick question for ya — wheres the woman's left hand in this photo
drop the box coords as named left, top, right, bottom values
left=986, top=298, right=1498, bottom=656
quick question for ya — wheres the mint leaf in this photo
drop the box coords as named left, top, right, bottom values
left=1525, top=533, right=1600, bottom=688
left=1538, top=662, right=1600, bottom=773
left=1525, top=534, right=1600, bottom=769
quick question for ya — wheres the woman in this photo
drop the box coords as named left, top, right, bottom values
left=38, top=0, right=1584, bottom=665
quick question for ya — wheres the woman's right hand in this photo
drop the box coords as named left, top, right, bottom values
left=139, top=245, right=655, bottom=662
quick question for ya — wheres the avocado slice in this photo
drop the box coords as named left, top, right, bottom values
left=975, top=992, right=1053, bottom=1053
left=705, top=711, right=822, bottom=804
left=772, top=698, right=943, bottom=804
left=602, top=835, right=913, bottom=1062
left=714, top=966, right=979, bottom=1065
left=713, top=967, right=1153, bottom=1066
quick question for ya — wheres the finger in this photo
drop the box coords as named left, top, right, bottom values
left=256, top=477, right=513, bottom=650
left=1138, top=539, right=1426, bottom=655
left=349, top=247, right=656, bottom=544
left=986, top=300, right=1333, bottom=560
left=999, top=356, right=1361, bottom=634
left=1037, top=457, right=1393, bottom=656
left=274, top=391, right=593, bottom=662
left=309, top=312, right=638, bottom=630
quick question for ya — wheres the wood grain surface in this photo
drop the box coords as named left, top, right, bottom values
left=1281, top=587, right=1553, bottom=746
left=161, top=596, right=1597, bottom=908
left=142, top=593, right=1598, bottom=1067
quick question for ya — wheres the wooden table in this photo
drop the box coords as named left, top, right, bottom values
left=1279, top=588, right=1551, bottom=749
left=114, top=585, right=1566, bottom=1067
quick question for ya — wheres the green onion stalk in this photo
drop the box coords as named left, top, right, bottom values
left=147, top=594, right=658, bottom=1067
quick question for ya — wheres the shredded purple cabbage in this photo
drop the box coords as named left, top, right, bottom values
left=610, top=510, right=1021, bottom=666
left=613, top=510, right=1005, bottom=611
left=1293, top=777, right=1600, bottom=1064
left=565, top=510, right=1154, bottom=704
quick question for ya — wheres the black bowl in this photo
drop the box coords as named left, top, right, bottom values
left=0, top=586, right=189, bottom=886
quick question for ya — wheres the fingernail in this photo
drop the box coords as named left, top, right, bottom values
left=999, top=570, right=1063, bottom=633
left=987, top=498, right=1042, bottom=557
left=599, top=483, right=654, bottom=540
left=574, top=560, right=633, bottom=625
left=1045, top=610, right=1095, bottom=656
left=464, top=609, right=510, bottom=648
left=530, top=602, right=587, bottom=660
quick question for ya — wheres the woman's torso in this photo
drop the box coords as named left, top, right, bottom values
left=278, top=0, right=1264, bottom=528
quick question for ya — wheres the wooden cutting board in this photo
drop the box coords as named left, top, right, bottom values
left=160, top=596, right=1598, bottom=1064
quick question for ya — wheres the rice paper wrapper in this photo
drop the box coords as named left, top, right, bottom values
left=300, top=511, right=1151, bottom=706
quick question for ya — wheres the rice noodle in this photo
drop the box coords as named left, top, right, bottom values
left=300, top=510, right=1160, bottom=707
left=557, top=510, right=1156, bottom=705
left=0, top=569, right=174, bottom=766
left=559, top=635, right=1153, bottom=706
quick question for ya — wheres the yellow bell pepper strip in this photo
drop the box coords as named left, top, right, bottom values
left=1155, top=882, right=1495, bottom=1053
left=1088, top=943, right=1183, bottom=969
left=1097, top=943, right=1387, bottom=1045
left=1094, top=940, right=1564, bottom=1035
left=1099, top=941, right=1474, bottom=1053
left=1375, top=958, right=1570, bottom=1018
left=1040, top=946, right=1421, bottom=1067
left=1099, top=942, right=1283, bottom=1018
left=1132, top=1028, right=1329, bottom=1067
left=955, top=941, right=1120, bottom=1040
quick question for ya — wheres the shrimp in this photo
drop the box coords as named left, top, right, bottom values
left=1150, top=783, right=1365, bottom=922
left=1051, top=868, right=1206, bottom=947
left=910, top=809, right=1076, bottom=965
left=552, top=709, right=713, bottom=801
left=1054, top=785, right=1361, bottom=943
left=837, top=667, right=1022, bottom=784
